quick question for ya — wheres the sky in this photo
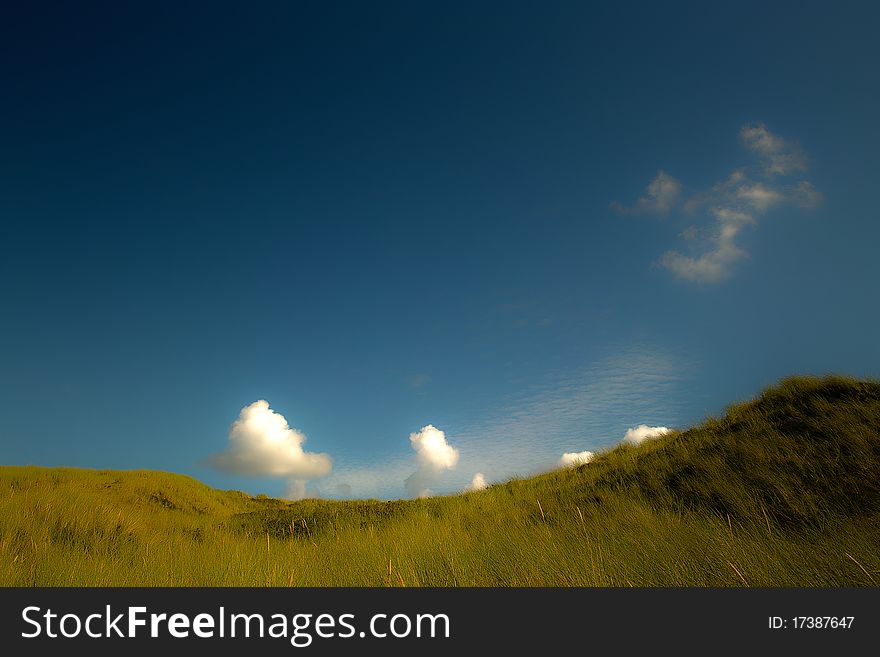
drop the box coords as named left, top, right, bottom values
left=2, top=1, right=879, bottom=499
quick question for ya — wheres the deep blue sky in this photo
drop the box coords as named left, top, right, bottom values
left=2, top=2, right=878, bottom=499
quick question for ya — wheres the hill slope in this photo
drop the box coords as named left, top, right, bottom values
left=1, top=375, right=878, bottom=586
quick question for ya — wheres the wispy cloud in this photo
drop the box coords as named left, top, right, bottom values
left=611, top=170, right=682, bottom=216
left=659, top=206, right=752, bottom=283
left=407, top=373, right=432, bottom=390
left=618, top=124, right=821, bottom=283
left=735, top=182, right=785, bottom=212
left=740, top=123, right=807, bottom=176
left=790, top=181, right=822, bottom=208
left=315, top=345, right=689, bottom=499
left=333, top=483, right=353, bottom=498
left=443, top=345, right=687, bottom=486
left=316, top=458, right=415, bottom=501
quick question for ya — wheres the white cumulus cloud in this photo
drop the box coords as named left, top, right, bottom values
left=466, top=472, right=488, bottom=491
left=404, top=424, right=459, bottom=498
left=207, top=400, right=332, bottom=492
left=559, top=450, right=594, bottom=467
left=622, top=424, right=670, bottom=445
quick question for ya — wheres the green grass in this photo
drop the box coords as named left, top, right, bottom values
left=2, top=375, right=879, bottom=586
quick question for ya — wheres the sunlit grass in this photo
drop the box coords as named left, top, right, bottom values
left=1, top=375, right=878, bottom=586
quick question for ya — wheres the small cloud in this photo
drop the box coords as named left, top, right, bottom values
left=735, top=183, right=784, bottom=212
left=637, top=124, right=821, bottom=283
left=284, top=479, right=308, bottom=501
left=408, top=373, right=431, bottom=389
left=611, top=170, right=682, bottom=216
left=410, top=424, right=459, bottom=469
left=334, top=483, right=353, bottom=498
left=740, top=123, right=807, bottom=176
left=683, top=169, right=749, bottom=215
left=622, top=424, right=670, bottom=445
left=659, top=247, right=743, bottom=283
left=559, top=450, right=594, bottom=468
left=404, top=424, right=460, bottom=498
left=789, top=180, right=823, bottom=208
left=711, top=207, right=755, bottom=225
left=659, top=206, right=751, bottom=282
left=680, top=225, right=702, bottom=242
left=466, top=472, right=488, bottom=491
left=207, top=400, right=332, bottom=494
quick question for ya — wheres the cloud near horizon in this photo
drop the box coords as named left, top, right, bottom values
left=284, top=479, right=308, bottom=501
left=559, top=451, right=594, bottom=467
left=559, top=422, right=671, bottom=469
left=207, top=400, right=332, bottom=500
left=466, top=472, right=488, bottom=491
left=304, top=347, right=685, bottom=500
left=622, top=424, right=670, bottom=445
left=404, top=424, right=460, bottom=498
left=615, top=123, right=821, bottom=283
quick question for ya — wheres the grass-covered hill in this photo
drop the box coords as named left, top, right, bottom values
left=1, top=375, right=878, bottom=586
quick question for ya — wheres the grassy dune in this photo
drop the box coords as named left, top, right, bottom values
left=1, top=375, right=879, bottom=586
